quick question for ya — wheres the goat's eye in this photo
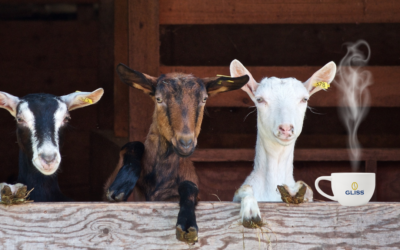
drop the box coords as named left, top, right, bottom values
left=302, top=97, right=309, bottom=103
left=64, top=116, right=71, bottom=123
left=16, top=117, right=24, bottom=123
left=256, top=97, right=264, bottom=103
left=156, top=97, right=163, bottom=103
left=202, top=96, right=208, bottom=103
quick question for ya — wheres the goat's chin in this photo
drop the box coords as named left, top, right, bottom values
left=172, top=146, right=195, bottom=158
left=32, top=161, right=59, bottom=175
left=274, top=136, right=296, bottom=146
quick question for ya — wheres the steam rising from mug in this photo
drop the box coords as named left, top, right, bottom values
left=335, top=40, right=373, bottom=171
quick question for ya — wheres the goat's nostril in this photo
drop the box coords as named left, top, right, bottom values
left=179, top=138, right=193, bottom=147
left=279, top=124, right=294, bottom=133
left=40, top=153, right=57, bottom=164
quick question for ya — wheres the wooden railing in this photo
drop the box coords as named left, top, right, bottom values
left=159, top=0, right=400, bottom=24
left=1, top=202, right=399, bottom=249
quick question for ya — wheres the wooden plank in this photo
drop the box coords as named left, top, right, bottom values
left=114, top=0, right=129, bottom=137
left=128, top=0, right=159, bottom=142
left=160, top=0, right=400, bottom=24
left=377, top=162, right=400, bottom=202
left=0, top=202, right=399, bottom=249
left=0, top=0, right=98, bottom=3
left=198, top=134, right=400, bottom=149
left=191, top=148, right=400, bottom=162
left=161, top=66, right=400, bottom=107
left=366, top=160, right=378, bottom=201
left=97, top=0, right=115, bottom=134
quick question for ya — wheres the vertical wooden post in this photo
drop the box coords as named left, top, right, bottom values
left=365, top=160, right=378, bottom=201
left=113, top=0, right=129, bottom=137
left=128, top=0, right=159, bottom=142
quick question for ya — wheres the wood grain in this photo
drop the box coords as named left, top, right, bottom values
left=128, top=0, right=159, bottom=142
left=0, top=202, right=399, bottom=249
left=190, top=148, right=400, bottom=162
left=160, top=66, right=400, bottom=107
left=159, top=0, right=400, bottom=24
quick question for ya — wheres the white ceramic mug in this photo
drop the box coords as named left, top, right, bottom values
left=315, top=173, right=375, bottom=206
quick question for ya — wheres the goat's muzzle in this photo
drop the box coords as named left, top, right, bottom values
left=36, top=152, right=60, bottom=175
left=173, top=134, right=196, bottom=157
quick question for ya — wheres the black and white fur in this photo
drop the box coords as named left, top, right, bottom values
left=0, top=89, right=104, bottom=202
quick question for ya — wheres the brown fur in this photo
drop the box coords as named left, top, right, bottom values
left=104, top=64, right=249, bottom=202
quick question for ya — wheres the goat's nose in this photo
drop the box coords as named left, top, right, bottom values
left=279, top=124, right=294, bottom=135
left=40, top=153, right=57, bottom=164
left=179, top=138, right=193, bottom=148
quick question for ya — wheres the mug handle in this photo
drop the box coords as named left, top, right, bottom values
left=315, top=176, right=337, bottom=201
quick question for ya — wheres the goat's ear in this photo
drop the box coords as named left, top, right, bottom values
left=116, top=63, right=157, bottom=95
left=230, top=59, right=258, bottom=101
left=203, top=75, right=249, bottom=96
left=0, top=91, right=20, bottom=117
left=304, top=62, right=337, bottom=97
left=60, top=88, right=104, bottom=111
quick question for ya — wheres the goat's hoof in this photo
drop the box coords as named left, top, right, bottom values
left=106, top=190, right=125, bottom=202
left=242, top=215, right=263, bottom=228
left=240, top=194, right=263, bottom=228
left=278, top=181, right=313, bottom=204
left=176, top=225, right=198, bottom=244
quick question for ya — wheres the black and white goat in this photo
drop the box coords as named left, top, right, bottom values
left=0, top=89, right=104, bottom=202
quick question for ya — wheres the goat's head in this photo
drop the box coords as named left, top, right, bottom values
left=117, top=63, right=249, bottom=157
left=230, top=60, right=336, bottom=146
left=0, top=89, right=104, bottom=175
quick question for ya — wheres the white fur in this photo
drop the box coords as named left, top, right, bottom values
left=0, top=91, right=20, bottom=116
left=19, top=102, right=63, bottom=175
left=231, top=60, right=336, bottom=223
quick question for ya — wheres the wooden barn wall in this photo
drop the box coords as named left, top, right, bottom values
left=1, top=4, right=399, bottom=203
left=160, top=24, right=400, bottom=202
left=0, top=2, right=114, bottom=201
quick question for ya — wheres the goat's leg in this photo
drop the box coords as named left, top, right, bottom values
left=176, top=180, right=199, bottom=244
left=277, top=181, right=313, bottom=204
left=105, top=142, right=144, bottom=202
left=233, top=185, right=262, bottom=228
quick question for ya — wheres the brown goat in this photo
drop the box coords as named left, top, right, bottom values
left=104, top=63, right=249, bottom=244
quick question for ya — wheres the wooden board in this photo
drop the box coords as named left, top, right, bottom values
left=128, top=0, right=159, bottom=142
left=161, top=66, right=400, bottom=107
left=160, top=24, right=400, bottom=67
left=190, top=148, right=400, bottom=162
left=377, top=163, right=400, bottom=202
left=0, top=202, right=399, bottom=249
left=114, top=0, right=129, bottom=137
left=160, top=0, right=400, bottom=24
left=0, top=0, right=98, bottom=3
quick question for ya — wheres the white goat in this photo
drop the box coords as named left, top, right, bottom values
left=230, top=60, right=337, bottom=226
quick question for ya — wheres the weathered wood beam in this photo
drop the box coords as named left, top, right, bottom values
left=128, top=0, right=159, bottom=142
left=161, top=66, right=400, bottom=107
left=0, top=202, right=399, bottom=249
left=160, top=0, right=400, bottom=24
left=191, top=148, right=400, bottom=162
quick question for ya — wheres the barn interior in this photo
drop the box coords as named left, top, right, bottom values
left=0, top=1, right=399, bottom=202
